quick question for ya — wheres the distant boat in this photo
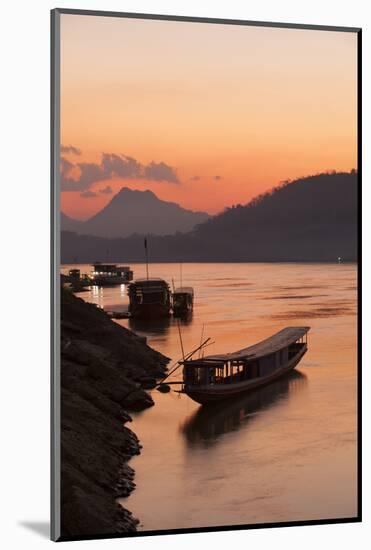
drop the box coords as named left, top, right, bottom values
left=91, top=262, right=133, bottom=286
left=172, top=286, right=194, bottom=317
left=128, top=278, right=171, bottom=319
left=180, top=327, right=310, bottom=405
left=61, top=268, right=91, bottom=290
left=68, top=268, right=81, bottom=281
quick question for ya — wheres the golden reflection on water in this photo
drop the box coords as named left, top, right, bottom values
left=62, top=262, right=358, bottom=529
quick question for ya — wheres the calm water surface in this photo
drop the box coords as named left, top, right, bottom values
left=62, top=263, right=358, bottom=529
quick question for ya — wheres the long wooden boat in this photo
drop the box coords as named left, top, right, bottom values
left=180, top=327, right=310, bottom=405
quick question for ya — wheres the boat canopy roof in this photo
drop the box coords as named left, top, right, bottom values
left=174, top=287, right=194, bottom=296
left=130, top=278, right=170, bottom=290
left=93, top=262, right=117, bottom=268
left=133, top=278, right=168, bottom=284
left=185, top=327, right=310, bottom=365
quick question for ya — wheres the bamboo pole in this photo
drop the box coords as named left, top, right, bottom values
left=198, top=324, right=205, bottom=358
left=156, top=337, right=211, bottom=387
left=177, top=319, right=185, bottom=362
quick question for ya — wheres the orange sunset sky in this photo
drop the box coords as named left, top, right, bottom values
left=60, top=14, right=357, bottom=220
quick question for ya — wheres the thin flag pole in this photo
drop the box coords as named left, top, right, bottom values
left=144, top=237, right=149, bottom=280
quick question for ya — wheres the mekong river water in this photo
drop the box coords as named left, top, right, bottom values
left=62, top=262, right=358, bottom=530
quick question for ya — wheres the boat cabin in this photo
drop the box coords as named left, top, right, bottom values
left=91, top=263, right=133, bottom=284
left=68, top=268, right=80, bottom=280
left=181, top=327, right=310, bottom=404
left=172, top=286, right=194, bottom=316
left=128, top=278, right=171, bottom=318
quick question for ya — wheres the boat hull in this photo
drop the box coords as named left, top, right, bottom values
left=173, top=306, right=193, bottom=318
left=91, top=276, right=131, bottom=286
left=184, top=345, right=307, bottom=405
left=129, top=303, right=171, bottom=319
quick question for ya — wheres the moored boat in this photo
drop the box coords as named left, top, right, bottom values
left=180, top=327, right=310, bottom=404
left=61, top=268, right=91, bottom=290
left=128, top=278, right=171, bottom=319
left=91, top=262, right=133, bottom=286
left=68, top=268, right=81, bottom=281
left=172, top=287, right=194, bottom=317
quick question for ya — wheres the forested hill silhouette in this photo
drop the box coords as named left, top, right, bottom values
left=195, top=171, right=357, bottom=238
left=61, top=171, right=358, bottom=263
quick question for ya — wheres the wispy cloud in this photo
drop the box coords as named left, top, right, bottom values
left=61, top=149, right=180, bottom=191
left=80, top=190, right=97, bottom=198
left=99, top=185, right=113, bottom=195
left=61, top=144, right=82, bottom=155
left=144, top=161, right=179, bottom=184
left=102, top=154, right=142, bottom=179
left=60, top=156, right=74, bottom=175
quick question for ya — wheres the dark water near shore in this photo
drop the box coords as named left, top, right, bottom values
left=62, top=262, right=358, bottom=529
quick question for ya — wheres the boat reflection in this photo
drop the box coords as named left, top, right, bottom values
left=180, top=370, right=307, bottom=448
left=129, top=316, right=172, bottom=336
left=129, top=311, right=194, bottom=336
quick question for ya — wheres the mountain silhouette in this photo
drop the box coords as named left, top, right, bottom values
left=60, top=212, right=84, bottom=233
left=61, top=187, right=209, bottom=238
left=61, top=172, right=358, bottom=263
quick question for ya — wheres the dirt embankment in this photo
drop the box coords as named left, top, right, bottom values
left=60, top=289, right=169, bottom=538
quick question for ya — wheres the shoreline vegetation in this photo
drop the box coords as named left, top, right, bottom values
left=60, top=287, right=169, bottom=537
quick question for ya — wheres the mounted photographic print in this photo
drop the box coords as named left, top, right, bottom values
left=51, top=9, right=361, bottom=542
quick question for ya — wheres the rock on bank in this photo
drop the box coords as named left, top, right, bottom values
left=59, top=288, right=169, bottom=538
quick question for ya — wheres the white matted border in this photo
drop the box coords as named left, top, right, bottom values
left=0, top=1, right=368, bottom=549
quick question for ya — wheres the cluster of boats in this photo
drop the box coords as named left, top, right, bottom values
left=63, top=262, right=310, bottom=407
left=63, top=263, right=194, bottom=319
left=128, top=279, right=194, bottom=319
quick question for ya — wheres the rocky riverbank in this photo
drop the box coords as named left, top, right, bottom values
left=60, top=288, right=169, bottom=538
